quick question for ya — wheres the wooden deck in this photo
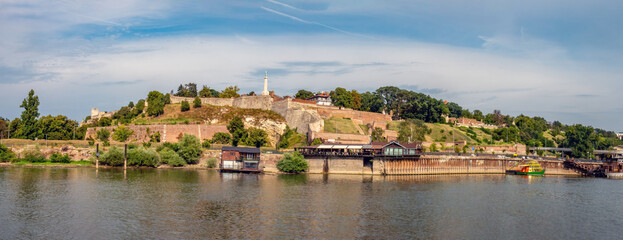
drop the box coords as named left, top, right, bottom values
left=219, top=168, right=263, bottom=173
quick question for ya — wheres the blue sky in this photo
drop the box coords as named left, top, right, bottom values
left=1, top=0, right=622, bottom=131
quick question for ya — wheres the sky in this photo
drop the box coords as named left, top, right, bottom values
left=1, top=0, right=622, bottom=131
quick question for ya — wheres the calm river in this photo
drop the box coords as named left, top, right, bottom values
left=1, top=167, right=622, bottom=239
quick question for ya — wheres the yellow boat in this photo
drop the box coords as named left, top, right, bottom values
left=506, top=160, right=545, bottom=175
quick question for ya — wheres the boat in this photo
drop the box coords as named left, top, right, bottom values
left=506, top=160, right=545, bottom=175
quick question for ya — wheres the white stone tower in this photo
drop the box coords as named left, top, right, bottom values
left=261, top=71, right=270, bottom=96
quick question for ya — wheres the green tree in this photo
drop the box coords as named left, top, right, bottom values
left=97, top=117, right=112, bottom=127
left=276, top=152, right=309, bottom=173
left=447, top=102, right=462, bottom=118
left=350, top=90, right=362, bottom=110
left=128, top=101, right=134, bottom=108
left=330, top=87, right=353, bottom=108
left=311, top=138, right=322, bottom=145
left=134, top=99, right=145, bottom=116
left=227, top=116, right=246, bottom=146
left=112, top=125, right=134, bottom=142
left=181, top=100, right=190, bottom=112
left=96, top=128, right=110, bottom=142
left=212, top=132, right=231, bottom=144
left=159, top=148, right=185, bottom=166
left=146, top=91, right=166, bottom=117
left=564, top=124, right=596, bottom=158
left=127, top=148, right=160, bottom=167
left=19, top=89, right=40, bottom=139
left=101, top=146, right=124, bottom=166
left=199, top=85, right=218, bottom=97
left=246, top=127, right=268, bottom=148
left=371, top=127, right=387, bottom=142
left=178, top=134, right=202, bottom=164
left=295, top=90, right=314, bottom=99
left=37, top=115, right=77, bottom=140
left=0, top=144, right=16, bottom=162
left=193, top=97, right=202, bottom=108
left=9, top=118, right=22, bottom=138
left=397, top=119, right=428, bottom=143
left=220, top=86, right=240, bottom=98
left=360, top=91, right=384, bottom=112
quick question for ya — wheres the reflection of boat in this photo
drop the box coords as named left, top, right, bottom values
left=506, top=160, right=545, bottom=175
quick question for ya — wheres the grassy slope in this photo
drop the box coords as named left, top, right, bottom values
left=324, top=117, right=361, bottom=135
left=132, top=103, right=285, bottom=125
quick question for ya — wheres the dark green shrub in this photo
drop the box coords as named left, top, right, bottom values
left=150, top=132, right=161, bottom=142
left=193, top=97, right=201, bottom=108
left=202, top=139, right=211, bottom=148
left=101, top=146, right=124, bottom=166
left=245, top=127, right=268, bottom=148
left=211, top=132, right=231, bottom=144
left=50, top=153, right=71, bottom=163
left=206, top=158, right=217, bottom=168
left=276, top=152, right=309, bottom=174
left=178, top=134, right=202, bottom=164
left=96, top=129, right=110, bottom=142
left=22, top=145, right=45, bottom=163
left=0, top=144, right=16, bottom=162
left=160, top=148, right=185, bottom=167
left=127, top=148, right=160, bottom=167
left=310, top=138, right=322, bottom=146
left=143, top=142, right=151, bottom=148
left=181, top=100, right=190, bottom=112
left=163, top=142, right=179, bottom=152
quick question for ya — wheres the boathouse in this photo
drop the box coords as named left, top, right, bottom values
left=221, top=146, right=261, bottom=171
left=296, top=141, right=422, bottom=157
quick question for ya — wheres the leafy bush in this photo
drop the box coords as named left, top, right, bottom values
left=245, top=127, right=268, bottom=148
left=212, top=132, right=231, bottom=144
left=112, top=125, right=134, bottom=142
left=22, top=145, right=45, bottom=163
left=206, top=158, right=217, bottom=168
left=50, top=153, right=71, bottom=163
left=150, top=132, right=161, bottom=142
left=193, top=97, right=201, bottom=108
left=178, top=134, right=202, bottom=164
left=276, top=152, right=309, bottom=174
left=159, top=148, right=185, bottom=166
left=96, top=128, right=110, bottom=142
left=181, top=100, right=190, bottom=112
left=311, top=138, right=322, bottom=146
left=0, top=144, right=16, bottom=162
left=101, top=146, right=124, bottom=166
left=227, top=116, right=246, bottom=146
left=163, top=142, right=180, bottom=152
left=127, top=148, right=160, bottom=167
left=146, top=91, right=166, bottom=117
left=142, top=142, right=151, bottom=148
left=202, top=139, right=211, bottom=148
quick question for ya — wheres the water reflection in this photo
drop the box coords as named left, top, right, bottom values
left=1, top=168, right=623, bottom=239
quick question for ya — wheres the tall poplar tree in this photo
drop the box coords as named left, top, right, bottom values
left=20, top=89, right=40, bottom=139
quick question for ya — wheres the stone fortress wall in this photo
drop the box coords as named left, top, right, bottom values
left=85, top=124, right=229, bottom=143
left=89, top=94, right=393, bottom=144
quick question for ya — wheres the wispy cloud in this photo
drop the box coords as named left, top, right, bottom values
left=260, top=6, right=373, bottom=39
left=267, top=0, right=301, bottom=11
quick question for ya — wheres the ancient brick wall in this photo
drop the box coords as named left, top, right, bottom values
left=85, top=124, right=229, bottom=143
left=232, top=95, right=273, bottom=110
left=316, top=108, right=392, bottom=126
left=170, top=96, right=234, bottom=107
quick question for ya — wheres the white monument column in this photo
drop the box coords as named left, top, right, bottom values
left=261, top=71, right=269, bottom=96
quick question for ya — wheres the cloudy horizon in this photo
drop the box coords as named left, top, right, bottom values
left=1, top=0, right=622, bottom=131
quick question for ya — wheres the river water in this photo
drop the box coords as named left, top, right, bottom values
left=1, top=167, right=622, bottom=239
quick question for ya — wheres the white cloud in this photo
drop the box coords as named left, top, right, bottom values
left=2, top=34, right=621, bottom=130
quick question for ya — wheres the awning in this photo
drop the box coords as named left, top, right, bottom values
left=332, top=145, right=348, bottom=149
left=317, top=145, right=333, bottom=149
left=347, top=145, right=363, bottom=149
